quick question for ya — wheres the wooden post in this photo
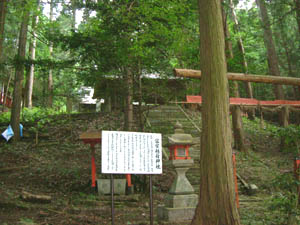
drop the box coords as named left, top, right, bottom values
left=294, top=158, right=300, bottom=205
left=232, top=152, right=239, bottom=208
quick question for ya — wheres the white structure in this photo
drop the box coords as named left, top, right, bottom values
left=78, top=86, right=97, bottom=104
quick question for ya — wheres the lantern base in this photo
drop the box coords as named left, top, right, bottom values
left=165, top=194, right=198, bottom=208
left=157, top=205, right=196, bottom=222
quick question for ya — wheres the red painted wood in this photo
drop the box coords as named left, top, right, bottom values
left=186, top=95, right=300, bottom=106
left=126, top=174, right=132, bottom=187
left=232, top=153, right=239, bottom=208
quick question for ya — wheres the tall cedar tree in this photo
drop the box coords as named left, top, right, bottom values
left=25, top=0, right=40, bottom=108
left=10, top=0, right=30, bottom=141
left=295, top=0, right=300, bottom=35
left=0, top=0, right=8, bottom=61
left=48, top=0, right=54, bottom=108
left=256, top=0, right=288, bottom=127
left=221, top=1, right=247, bottom=153
left=229, top=0, right=255, bottom=120
left=191, top=0, right=240, bottom=224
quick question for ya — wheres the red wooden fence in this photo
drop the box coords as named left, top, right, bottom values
left=186, top=96, right=300, bottom=107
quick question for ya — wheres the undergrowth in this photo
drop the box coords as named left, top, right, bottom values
left=240, top=117, right=300, bottom=224
left=0, top=107, right=62, bottom=124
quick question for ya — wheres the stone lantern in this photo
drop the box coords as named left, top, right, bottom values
left=168, top=122, right=193, bottom=160
left=158, top=122, right=198, bottom=223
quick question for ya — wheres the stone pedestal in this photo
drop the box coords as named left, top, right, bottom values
left=157, top=159, right=198, bottom=222
left=97, top=179, right=126, bottom=195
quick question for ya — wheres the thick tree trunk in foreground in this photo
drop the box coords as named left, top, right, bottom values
left=10, top=2, right=30, bottom=141
left=0, top=0, right=8, bottom=60
left=191, top=0, right=240, bottom=224
left=25, top=0, right=39, bottom=108
left=256, top=0, right=288, bottom=127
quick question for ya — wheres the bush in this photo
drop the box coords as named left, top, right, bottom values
left=276, top=125, right=300, bottom=154
left=0, top=107, right=63, bottom=125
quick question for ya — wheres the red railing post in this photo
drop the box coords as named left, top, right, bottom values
left=294, top=157, right=300, bottom=205
left=232, top=152, right=239, bottom=208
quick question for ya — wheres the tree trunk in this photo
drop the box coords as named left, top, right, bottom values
left=191, top=0, right=240, bottom=224
left=2, top=68, right=12, bottom=112
left=66, top=96, right=72, bottom=113
left=221, top=3, right=233, bottom=59
left=25, top=0, right=39, bottom=108
left=232, top=81, right=247, bottom=152
left=10, top=1, right=30, bottom=141
left=0, top=0, right=8, bottom=112
left=71, top=0, right=76, bottom=29
left=221, top=1, right=247, bottom=153
left=137, top=61, right=143, bottom=131
left=229, top=0, right=255, bottom=119
left=0, top=0, right=8, bottom=61
left=256, top=0, right=288, bottom=127
left=48, top=0, right=54, bottom=108
left=294, top=0, right=300, bottom=35
left=125, top=68, right=134, bottom=131
left=279, top=21, right=299, bottom=99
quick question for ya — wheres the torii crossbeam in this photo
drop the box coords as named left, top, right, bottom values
left=174, top=69, right=300, bottom=86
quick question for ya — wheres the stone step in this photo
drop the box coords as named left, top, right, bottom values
left=148, top=119, right=199, bottom=127
left=147, top=111, right=186, bottom=117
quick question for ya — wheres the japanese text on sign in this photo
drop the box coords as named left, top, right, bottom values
left=101, top=131, right=162, bottom=174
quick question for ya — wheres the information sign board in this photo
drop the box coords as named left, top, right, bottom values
left=101, top=131, right=162, bottom=174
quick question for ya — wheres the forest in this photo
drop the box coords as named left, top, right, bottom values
left=0, top=0, right=300, bottom=224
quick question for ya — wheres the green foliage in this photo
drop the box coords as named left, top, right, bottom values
left=242, top=116, right=280, bottom=135
left=0, top=107, right=62, bottom=125
left=266, top=173, right=300, bottom=224
left=21, top=107, right=59, bottom=123
left=18, top=218, right=36, bottom=225
left=277, top=125, right=300, bottom=154
left=0, top=111, right=11, bottom=124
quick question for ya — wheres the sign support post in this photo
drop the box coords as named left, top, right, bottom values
left=111, top=174, right=115, bottom=225
left=149, top=174, right=153, bottom=225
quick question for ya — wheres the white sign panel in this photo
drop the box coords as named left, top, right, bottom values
left=101, top=131, right=162, bottom=174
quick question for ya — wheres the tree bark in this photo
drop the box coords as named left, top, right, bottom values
left=48, top=0, right=54, bottom=108
left=191, top=0, right=240, bottom=224
left=66, top=97, right=72, bottom=113
left=2, top=68, right=12, bottom=112
left=221, top=1, right=247, bottom=153
left=137, top=61, right=143, bottom=131
left=221, top=3, right=233, bottom=59
left=25, top=0, right=39, bottom=108
left=0, top=0, right=8, bottom=61
left=256, top=0, right=288, bottom=127
left=71, top=0, right=76, bottom=29
left=174, top=68, right=300, bottom=86
left=10, top=1, right=30, bottom=141
left=125, top=68, right=134, bottom=131
left=278, top=20, right=299, bottom=99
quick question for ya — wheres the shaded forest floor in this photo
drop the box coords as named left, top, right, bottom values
left=0, top=110, right=299, bottom=225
